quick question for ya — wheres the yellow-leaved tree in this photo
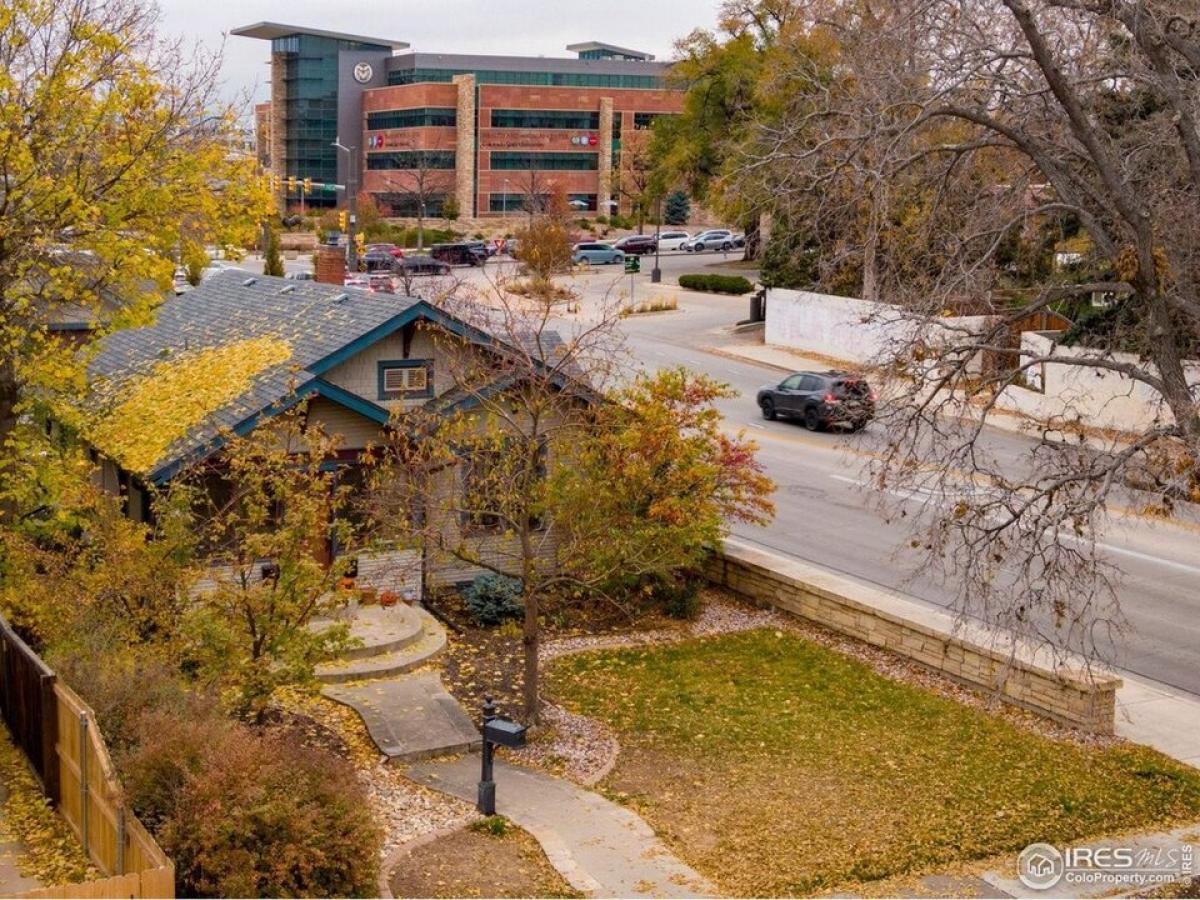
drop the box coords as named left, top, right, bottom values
left=0, top=0, right=271, bottom=477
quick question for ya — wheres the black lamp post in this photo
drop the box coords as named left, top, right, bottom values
left=477, top=697, right=527, bottom=816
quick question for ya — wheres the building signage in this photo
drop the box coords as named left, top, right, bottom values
left=368, top=134, right=386, bottom=149
left=353, top=62, right=374, bottom=84
left=569, top=134, right=598, bottom=146
left=480, top=134, right=552, bottom=149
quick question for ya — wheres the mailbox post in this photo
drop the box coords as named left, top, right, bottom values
left=478, top=697, right=527, bottom=816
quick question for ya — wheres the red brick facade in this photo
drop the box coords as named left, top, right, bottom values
left=357, top=81, right=683, bottom=217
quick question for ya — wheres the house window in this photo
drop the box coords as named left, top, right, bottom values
left=378, top=360, right=433, bottom=400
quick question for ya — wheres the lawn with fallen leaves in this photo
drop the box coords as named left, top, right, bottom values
left=547, top=629, right=1200, bottom=897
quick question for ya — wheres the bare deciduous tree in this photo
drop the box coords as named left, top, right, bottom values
left=736, top=0, right=1200, bottom=668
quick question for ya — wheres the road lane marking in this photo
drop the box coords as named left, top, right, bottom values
left=831, top=475, right=1200, bottom=576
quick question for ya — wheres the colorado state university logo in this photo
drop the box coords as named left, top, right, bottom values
left=353, top=62, right=373, bottom=84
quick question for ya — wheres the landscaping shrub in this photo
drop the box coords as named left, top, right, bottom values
left=124, top=711, right=381, bottom=898
left=462, top=574, right=524, bottom=626
left=441, top=195, right=460, bottom=220
left=678, top=274, right=754, bottom=295
left=654, top=571, right=705, bottom=620
left=470, top=815, right=512, bottom=837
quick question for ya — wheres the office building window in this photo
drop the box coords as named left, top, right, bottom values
left=490, top=109, right=600, bottom=130
left=366, top=150, right=457, bottom=170
left=366, top=108, right=457, bottom=130
left=490, top=152, right=598, bottom=171
left=388, top=68, right=663, bottom=89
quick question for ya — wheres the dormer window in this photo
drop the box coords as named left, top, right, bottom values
left=378, top=360, right=433, bottom=400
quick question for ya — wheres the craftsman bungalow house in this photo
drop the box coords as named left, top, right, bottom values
left=84, top=269, right=575, bottom=597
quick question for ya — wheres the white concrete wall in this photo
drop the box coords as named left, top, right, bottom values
left=996, top=331, right=1200, bottom=433
left=764, top=288, right=991, bottom=370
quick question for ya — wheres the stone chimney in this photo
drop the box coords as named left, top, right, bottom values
left=315, top=245, right=347, bottom=285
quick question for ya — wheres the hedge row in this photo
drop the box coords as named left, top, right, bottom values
left=678, top=273, right=755, bottom=295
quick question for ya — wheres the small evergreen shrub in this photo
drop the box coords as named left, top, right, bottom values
left=656, top=571, right=705, bottom=620
left=678, top=274, right=754, bottom=295
left=463, top=574, right=524, bottom=626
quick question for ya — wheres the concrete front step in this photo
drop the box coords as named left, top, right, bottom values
left=310, top=603, right=427, bottom=661
left=323, top=671, right=481, bottom=762
left=314, top=609, right=447, bottom=684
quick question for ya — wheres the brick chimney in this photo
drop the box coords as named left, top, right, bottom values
left=315, top=245, right=347, bottom=285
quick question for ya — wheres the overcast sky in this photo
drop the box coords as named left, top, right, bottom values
left=155, top=0, right=720, bottom=109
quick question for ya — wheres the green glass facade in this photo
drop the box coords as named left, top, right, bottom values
left=366, top=107, right=457, bottom=130
left=272, top=33, right=391, bottom=207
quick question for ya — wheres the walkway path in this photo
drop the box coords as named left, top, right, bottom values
left=407, top=754, right=716, bottom=899
left=316, top=603, right=479, bottom=762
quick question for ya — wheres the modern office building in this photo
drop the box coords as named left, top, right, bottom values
left=234, top=23, right=683, bottom=217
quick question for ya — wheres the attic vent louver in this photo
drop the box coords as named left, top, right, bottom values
left=279, top=285, right=297, bottom=295
left=242, top=277, right=257, bottom=287
left=330, top=292, right=349, bottom=304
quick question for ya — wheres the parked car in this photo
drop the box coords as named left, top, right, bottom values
left=367, top=242, right=405, bottom=259
left=466, top=240, right=498, bottom=258
left=573, top=242, right=626, bottom=265
left=362, top=249, right=399, bottom=272
left=655, top=230, right=691, bottom=251
left=430, top=242, right=487, bottom=266
left=285, top=271, right=314, bottom=281
left=756, top=371, right=876, bottom=431
left=504, top=238, right=520, bottom=258
left=396, top=255, right=452, bottom=276
left=612, top=234, right=658, bottom=255
left=731, top=233, right=746, bottom=248
left=682, top=229, right=734, bottom=252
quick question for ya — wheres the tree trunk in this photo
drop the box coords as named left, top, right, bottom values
left=1148, top=292, right=1200, bottom=441
left=522, top=589, right=539, bottom=724
left=417, top=210, right=425, bottom=251
left=743, top=212, right=763, bottom=261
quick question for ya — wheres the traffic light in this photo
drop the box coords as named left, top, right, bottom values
left=302, top=177, right=312, bottom=193
left=287, top=176, right=297, bottom=191
left=354, top=232, right=365, bottom=247
left=338, top=210, right=348, bottom=231
left=269, top=175, right=279, bottom=191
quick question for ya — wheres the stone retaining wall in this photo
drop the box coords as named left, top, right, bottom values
left=706, top=539, right=1121, bottom=733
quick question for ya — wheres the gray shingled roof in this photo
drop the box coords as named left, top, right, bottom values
left=88, top=271, right=422, bottom=483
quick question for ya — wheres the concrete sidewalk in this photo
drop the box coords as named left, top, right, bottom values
left=407, top=754, right=716, bottom=898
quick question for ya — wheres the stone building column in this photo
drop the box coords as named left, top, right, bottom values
left=453, top=74, right=477, bottom=218
left=270, top=53, right=287, bottom=215
left=598, top=97, right=614, bottom=218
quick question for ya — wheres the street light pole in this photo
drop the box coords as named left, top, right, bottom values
left=333, top=138, right=359, bottom=273
left=651, top=194, right=662, bottom=284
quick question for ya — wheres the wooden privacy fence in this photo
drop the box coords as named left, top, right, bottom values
left=0, top=616, right=173, bottom=898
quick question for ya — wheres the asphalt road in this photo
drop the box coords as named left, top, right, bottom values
left=601, top=270, right=1200, bottom=697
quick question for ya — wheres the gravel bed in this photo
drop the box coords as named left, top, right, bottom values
left=364, top=764, right=475, bottom=860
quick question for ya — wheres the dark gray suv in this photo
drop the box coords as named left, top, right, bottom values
left=757, top=371, right=876, bottom=431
